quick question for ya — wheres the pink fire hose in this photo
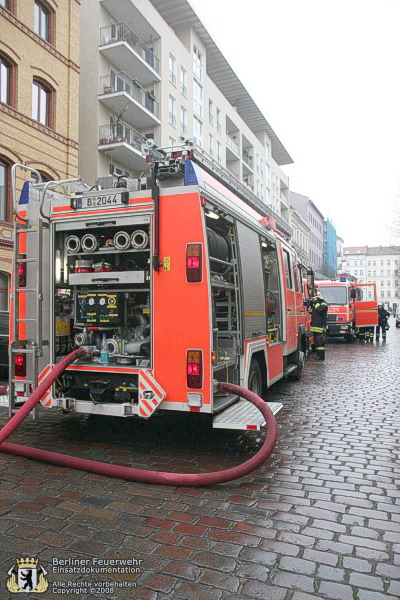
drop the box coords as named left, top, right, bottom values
left=0, top=349, right=277, bottom=486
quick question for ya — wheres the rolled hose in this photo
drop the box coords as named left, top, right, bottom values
left=0, top=350, right=278, bottom=486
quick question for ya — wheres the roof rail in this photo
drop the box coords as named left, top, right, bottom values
left=145, top=141, right=292, bottom=238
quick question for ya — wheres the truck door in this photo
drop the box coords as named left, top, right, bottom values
left=354, top=283, right=378, bottom=327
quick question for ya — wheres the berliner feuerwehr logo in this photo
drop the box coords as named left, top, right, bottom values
left=6, top=557, right=48, bottom=593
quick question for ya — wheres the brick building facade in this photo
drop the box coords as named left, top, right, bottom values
left=0, top=0, right=80, bottom=308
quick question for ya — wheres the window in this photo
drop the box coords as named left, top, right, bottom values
left=265, top=141, right=270, bottom=164
left=193, top=45, right=203, bottom=80
left=208, top=133, right=214, bottom=157
left=0, top=55, right=11, bottom=105
left=180, top=106, right=187, bottom=135
left=381, top=281, right=384, bottom=286
left=168, top=54, right=176, bottom=86
left=387, top=260, right=391, bottom=265
left=283, top=250, right=293, bottom=289
left=256, top=154, right=260, bottom=174
left=387, top=270, right=390, bottom=275
left=373, top=261, right=376, bottom=266
left=360, top=270, right=363, bottom=275
left=368, top=261, right=371, bottom=266
left=180, top=67, right=187, bottom=97
left=380, top=270, right=384, bottom=276
left=193, top=79, right=203, bottom=117
left=0, top=0, right=10, bottom=9
left=354, top=270, right=358, bottom=276
left=168, top=95, right=176, bottom=127
left=32, top=80, right=51, bottom=126
left=216, top=140, right=221, bottom=164
left=380, top=260, right=384, bottom=266
left=0, top=273, right=9, bottom=311
left=208, top=99, right=213, bottom=125
left=216, top=108, right=221, bottom=132
left=0, top=158, right=10, bottom=221
left=294, top=264, right=302, bottom=292
left=34, top=1, right=51, bottom=42
left=193, top=116, right=203, bottom=145
left=373, top=270, right=376, bottom=276
left=109, top=163, right=130, bottom=180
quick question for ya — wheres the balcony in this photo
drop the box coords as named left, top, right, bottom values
left=99, top=73, right=160, bottom=129
left=226, top=135, right=240, bottom=160
left=99, top=23, right=160, bottom=85
left=242, top=151, right=253, bottom=173
left=98, top=122, right=147, bottom=171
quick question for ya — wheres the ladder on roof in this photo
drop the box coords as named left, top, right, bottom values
left=9, top=216, right=46, bottom=420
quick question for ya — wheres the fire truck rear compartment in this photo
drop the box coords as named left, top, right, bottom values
left=53, top=216, right=151, bottom=399
left=56, top=372, right=139, bottom=405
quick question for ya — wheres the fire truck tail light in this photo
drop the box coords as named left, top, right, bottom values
left=187, top=350, right=202, bottom=388
left=18, top=256, right=26, bottom=287
left=14, top=354, right=26, bottom=377
left=186, top=244, right=202, bottom=282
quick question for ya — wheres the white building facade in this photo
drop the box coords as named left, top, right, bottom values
left=290, top=207, right=310, bottom=265
left=343, top=246, right=400, bottom=309
left=289, top=192, right=324, bottom=276
left=79, top=0, right=293, bottom=226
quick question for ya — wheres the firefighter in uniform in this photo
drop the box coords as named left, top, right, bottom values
left=376, top=303, right=390, bottom=340
left=309, top=291, right=329, bottom=360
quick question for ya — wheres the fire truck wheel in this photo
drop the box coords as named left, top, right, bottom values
left=345, top=331, right=355, bottom=343
left=248, top=359, right=262, bottom=397
left=290, top=342, right=305, bottom=381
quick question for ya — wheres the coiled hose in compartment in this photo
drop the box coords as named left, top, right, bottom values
left=0, top=350, right=278, bottom=486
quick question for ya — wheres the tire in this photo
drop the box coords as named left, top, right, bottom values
left=345, top=331, right=355, bottom=343
left=248, top=359, right=262, bottom=397
left=290, top=337, right=305, bottom=381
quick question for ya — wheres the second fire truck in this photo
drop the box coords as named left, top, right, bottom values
left=315, top=278, right=378, bottom=342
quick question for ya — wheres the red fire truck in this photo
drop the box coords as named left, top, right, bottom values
left=315, top=279, right=378, bottom=342
left=8, top=146, right=312, bottom=431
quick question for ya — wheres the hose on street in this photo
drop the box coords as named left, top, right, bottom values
left=0, top=350, right=278, bottom=486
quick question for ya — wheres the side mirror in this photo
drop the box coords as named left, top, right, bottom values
left=350, top=289, right=356, bottom=299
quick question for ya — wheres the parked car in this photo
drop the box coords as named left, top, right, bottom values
left=396, top=310, right=400, bottom=328
left=0, top=311, right=9, bottom=379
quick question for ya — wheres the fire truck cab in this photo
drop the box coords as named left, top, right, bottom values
left=9, top=146, right=311, bottom=431
left=315, top=279, right=378, bottom=342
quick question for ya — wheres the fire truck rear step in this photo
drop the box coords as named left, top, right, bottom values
left=213, top=400, right=282, bottom=431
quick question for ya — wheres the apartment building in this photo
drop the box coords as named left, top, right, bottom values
left=289, top=206, right=310, bottom=265
left=289, top=192, right=324, bottom=276
left=342, top=247, right=367, bottom=282
left=343, top=246, right=400, bottom=309
left=323, top=218, right=337, bottom=280
left=0, top=0, right=80, bottom=308
left=79, top=0, right=293, bottom=228
left=336, top=236, right=344, bottom=272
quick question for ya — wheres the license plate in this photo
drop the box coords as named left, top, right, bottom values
left=77, top=193, right=124, bottom=210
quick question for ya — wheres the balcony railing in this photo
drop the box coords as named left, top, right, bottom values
left=226, top=135, right=239, bottom=156
left=180, top=123, right=187, bottom=135
left=100, top=22, right=160, bottom=74
left=98, top=121, right=146, bottom=153
left=169, top=113, right=176, bottom=127
left=180, top=83, right=187, bottom=97
left=99, top=73, right=159, bottom=118
left=242, top=152, right=253, bottom=169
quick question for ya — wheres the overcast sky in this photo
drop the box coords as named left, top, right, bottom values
left=190, top=0, right=400, bottom=247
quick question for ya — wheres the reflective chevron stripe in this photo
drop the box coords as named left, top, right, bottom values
left=138, top=371, right=166, bottom=418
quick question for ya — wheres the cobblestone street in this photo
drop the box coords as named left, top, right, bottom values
left=0, top=324, right=399, bottom=599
